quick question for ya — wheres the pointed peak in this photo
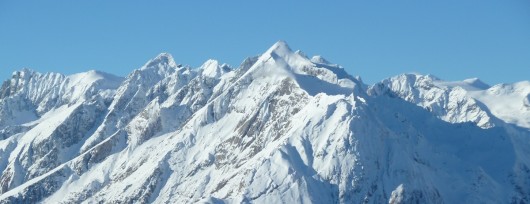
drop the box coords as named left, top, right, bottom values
left=265, top=40, right=293, bottom=56
left=273, top=40, right=289, bottom=48
left=463, top=78, right=490, bottom=90
left=294, top=50, right=308, bottom=59
left=143, top=52, right=177, bottom=69
left=200, top=59, right=228, bottom=78
left=156, top=52, right=173, bottom=59
left=463, top=77, right=484, bottom=84
left=200, top=59, right=219, bottom=68
left=12, top=68, right=36, bottom=77
left=238, top=56, right=259, bottom=71
left=8, top=68, right=39, bottom=82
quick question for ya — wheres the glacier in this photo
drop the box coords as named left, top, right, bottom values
left=0, top=41, right=529, bottom=203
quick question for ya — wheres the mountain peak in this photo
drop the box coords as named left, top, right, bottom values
left=463, top=78, right=490, bottom=90
left=294, top=50, right=308, bottom=59
left=247, top=41, right=320, bottom=81
left=2, top=43, right=530, bottom=204
left=199, top=59, right=229, bottom=78
left=264, top=40, right=293, bottom=57
left=310, top=55, right=330, bottom=64
left=143, top=52, right=177, bottom=69
left=70, top=70, right=123, bottom=84
left=272, top=40, right=289, bottom=48
left=155, top=52, right=173, bottom=60
left=11, top=68, right=37, bottom=79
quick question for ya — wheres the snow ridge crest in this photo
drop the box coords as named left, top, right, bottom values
left=0, top=41, right=529, bottom=204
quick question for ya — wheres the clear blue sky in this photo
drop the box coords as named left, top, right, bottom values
left=1, top=1, right=529, bottom=84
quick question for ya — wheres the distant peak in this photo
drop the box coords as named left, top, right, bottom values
left=264, top=40, right=293, bottom=56
left=13, top=68, right=36, bottom=76
left=425, top=74, right=441, bottom=81
left=310, top=55, right=330, bottom=64
left=9, top=68, right=38, bottom=82
left=156, top=52, right=173, bottom=59
left=144, top=52, right=177, bottom=69
left=399, top=73, right=439, bottom=80
left=155, top=52, right=176, bottom=65
left=78, top=70, right=123, bottom=81
left=463, top=77, right=479, bottom=82
left=294, top=50, right=308, bottom=59
left=200, top=59, right=229, bottom=78
left=463, top=77, right=483, bottom=84
left=463, top=78, right=490, bottom=89
left=200, top=59, right=219, bottom=71
left=389, top=73, right=441, bottom=85
left=273, top=40, right=289, bottom=48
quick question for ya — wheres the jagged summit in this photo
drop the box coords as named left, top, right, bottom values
left=294, top=50, right=308, bottom=59
left=463, top=78, right=490, bottom=89
left=199, top=59, right=230, bottom=78
left=266, top=40, right=292, bottom=56
left=142, top=52, right=177, bottom=70
left=250, top=41, right=305, bottom=74
left=11, top=68, right=36, bottom=77
left=0, top=42, right=529, bottom=203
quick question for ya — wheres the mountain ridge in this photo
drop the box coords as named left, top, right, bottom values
left=0, top=41, right=529, bottom=203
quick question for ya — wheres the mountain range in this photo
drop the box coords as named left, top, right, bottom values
left=0, top=41, right=529, bottom=203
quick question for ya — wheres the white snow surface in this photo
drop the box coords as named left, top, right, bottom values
left=0, top=41, right=529, bottom=204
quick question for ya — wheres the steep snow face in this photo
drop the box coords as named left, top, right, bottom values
left=0, top=69, right=123, bottom=198
left=369, top=74, right=495, bottom=128
left=465, top=81, right=530, bottom=128
left=435, top=78, right=490, bottom=91
left=199, top=59, right=231, bottom=79
left=436, top=78, right=530, bottom=129
left=0, top=69, right=122, bottom=113
left=253, top=41, right=358, bottom=91
left=0, top=69, right=123, bottom=130
left=0, top=41, right=529, bottom=204
left=369, top=74, right=530, bottom=129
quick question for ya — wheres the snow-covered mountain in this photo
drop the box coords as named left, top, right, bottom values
left=0, top=41, right=529, bottom=203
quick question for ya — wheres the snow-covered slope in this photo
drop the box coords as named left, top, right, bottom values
left=0, top=41, right=529, bottom=203
left=465, top=81, right=530, bottom=128
left=367, top=73, right=529, bottom=129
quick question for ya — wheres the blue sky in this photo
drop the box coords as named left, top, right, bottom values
left=1, top=1, right=529, bottom=84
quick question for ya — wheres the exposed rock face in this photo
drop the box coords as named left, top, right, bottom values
left=0, top=42, right=529, bottom=203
